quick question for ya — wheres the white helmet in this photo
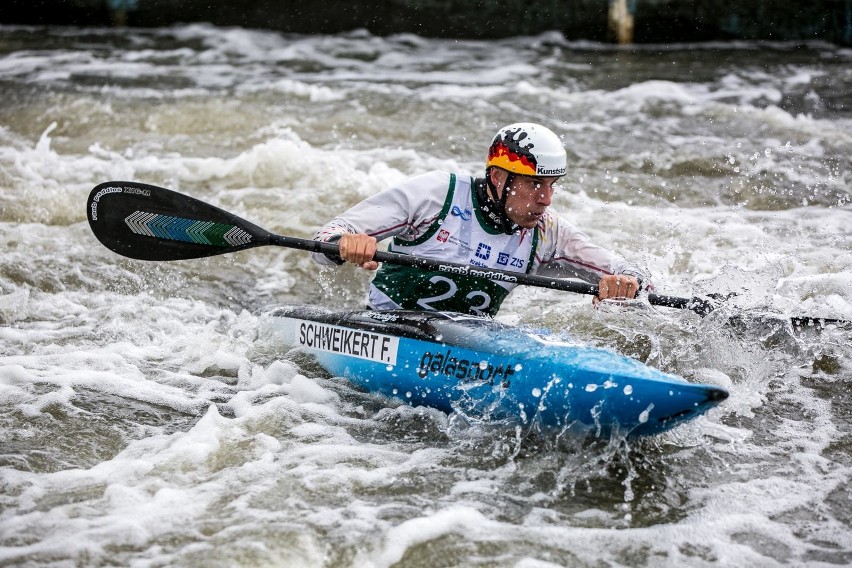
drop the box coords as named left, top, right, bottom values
left=486, top=123, right=567, bottom=177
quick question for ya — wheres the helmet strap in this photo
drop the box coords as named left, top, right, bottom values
left=478, top=169, right=520, bottom=235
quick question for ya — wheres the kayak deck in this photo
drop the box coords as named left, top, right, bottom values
left=263, top=306, right=728, bottom=438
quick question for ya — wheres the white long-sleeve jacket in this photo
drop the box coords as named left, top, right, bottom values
left=313, top=171, right=650, bottom=314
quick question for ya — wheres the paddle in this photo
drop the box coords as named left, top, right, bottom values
left=87, top=181, right=847, bottom=327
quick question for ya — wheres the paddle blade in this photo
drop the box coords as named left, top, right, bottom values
left=87, top=181, right=271, bottom=261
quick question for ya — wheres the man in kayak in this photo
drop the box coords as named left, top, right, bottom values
left=312, top=122, right=649, bottom=316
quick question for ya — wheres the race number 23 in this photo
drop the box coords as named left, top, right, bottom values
left=416, top=275, right=491, bottom=315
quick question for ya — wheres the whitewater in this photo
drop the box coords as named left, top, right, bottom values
left=1, top=24, right=851, bottom=567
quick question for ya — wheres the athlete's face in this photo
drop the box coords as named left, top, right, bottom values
left=491, top=169, right=560, bottom=228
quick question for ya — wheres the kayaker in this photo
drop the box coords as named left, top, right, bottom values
left=312, top=122, right=650, bottom=316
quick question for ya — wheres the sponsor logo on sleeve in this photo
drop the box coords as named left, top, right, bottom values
left=437, top=229, right=451, bottom=243
left=497, top=252, right=510, bottom=266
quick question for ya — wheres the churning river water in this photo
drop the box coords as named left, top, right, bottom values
left=1, top=24, right=851, bottom=567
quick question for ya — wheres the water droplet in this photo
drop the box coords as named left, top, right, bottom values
left=514, top=364, right=523, bottom=372
left=479, top=360, right=488, bottom=370
left=532, top=388, right=542, bottom=397
left=585, top=384, right=597, bottom=392
left=623, top=385, right=633, bottom=395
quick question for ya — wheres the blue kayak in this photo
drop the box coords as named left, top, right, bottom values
left=265, top=306, right=728, bottom=438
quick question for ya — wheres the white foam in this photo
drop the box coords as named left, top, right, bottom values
left=1, top=23, right=851, bottom=568
left=355, top=506, right=494, bottom=567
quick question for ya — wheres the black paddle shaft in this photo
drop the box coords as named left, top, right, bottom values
left=86, top=181, right=845, bottom=325
left=272, top=234, right=714, bottom=313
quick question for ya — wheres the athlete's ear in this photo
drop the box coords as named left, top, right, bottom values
left=489, top=167, right=507, bottom=190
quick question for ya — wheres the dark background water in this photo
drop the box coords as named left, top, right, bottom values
left=2, top=0, right=852, bottom=45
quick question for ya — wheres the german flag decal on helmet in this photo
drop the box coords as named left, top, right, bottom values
left=487, top=127, right=538, bottom=175
left=486, top=123, right=567, bottom=177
